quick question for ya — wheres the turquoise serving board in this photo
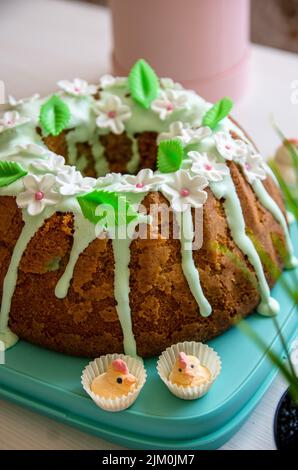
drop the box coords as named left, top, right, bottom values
left=0, top=223, right=297, bottom=450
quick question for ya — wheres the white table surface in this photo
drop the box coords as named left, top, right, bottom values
left=0, top=0, right=297, bottom=451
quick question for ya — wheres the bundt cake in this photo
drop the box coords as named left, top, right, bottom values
left=0, top=59, right=296, bottom=358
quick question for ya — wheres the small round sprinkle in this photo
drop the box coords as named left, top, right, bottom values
left=108, top=110, right=117, bottom=119
left=180, top=188, right=190, bottom=197
left=35, top=191, right=44, bottom=201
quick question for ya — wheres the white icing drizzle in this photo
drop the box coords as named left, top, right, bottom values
left=112, top=236, right=137, bottom=357
left=91, top=131, right=109, bottom=177
left=252, top=179, right=298, bottom=269
left=210, top=174, right=280, bottom=317
left=55, top=213, right=96, bottom=299
left=126, top=133, right=141, bottom=174
left=0, top=208, right=54, bottom=348
left=180, top=207, right=212, bottom=317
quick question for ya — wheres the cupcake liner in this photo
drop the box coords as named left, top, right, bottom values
left=81, top=353, right=147, bottom=412
left=157, top=341, right=221, bottom=400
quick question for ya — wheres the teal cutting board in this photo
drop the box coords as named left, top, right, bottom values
left=0, top=223, right=297, bottom=450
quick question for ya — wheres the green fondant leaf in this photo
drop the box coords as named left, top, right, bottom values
left=39, top=95, right=71, bottom=136
left=157, top=139, right=184, bottom=173
left=128, top=59, right=159, bottom=109
left=77, top=190, right=139, bottom=227
left=0, top=161, right=27, bottom=188
left=202, top=97, right=233, bottom=130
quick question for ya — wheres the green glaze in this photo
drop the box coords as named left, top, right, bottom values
left=180, top=207, right=212, bottom=317
left=211, top=175, right=280, bottom=317
left=0, top=208, right=54, bottom=348
left=126, top=134, right=141, bottom=174
left=112, top=235, right=137, bottom=357
left=55, top=213, right=97, bottom=299
left=252, top=179, right=298, bottom=269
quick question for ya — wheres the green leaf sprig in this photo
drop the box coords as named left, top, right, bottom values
left=0, top=161, right=27, bottom=188
left=39, top=95, right=71, bottom=136
left=128, top=59, right=159, bottom=109
left=202, top=97, right=233, bottom=129
left=77, top=190, right=138, bottom=227
left=157, top=139, right=184, bottom=173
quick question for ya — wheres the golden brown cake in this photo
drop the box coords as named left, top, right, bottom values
left=0, top=60, right=296, bottom=358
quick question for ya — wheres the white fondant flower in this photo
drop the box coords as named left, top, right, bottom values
left=151, top=90, right=189, bottom=120
left=188, top=151, right=229, bottom=182
left=214, top=131, right=248, bottom=161
left=157, top=121, right=211, bottom=145
left=8, top=93, right=40, bottom=107
left=16, top=143, right=49, bottom=157
left=56, top=166, right=96, bottom=196
left=160, top=78, right=183, bottom=90
left=16, top=174, right=61, bottom=216
left=57, top=78, right=98, bottom=97
left=94, top=95, right=132, bottom=134
left=240, top=153, right=266, bottom=184
left=121, top=169, right=166, bottom=192
left=99, top=74, right=127, bottom=89
left=95, top=172, right=124, bottom=191
left=31, top=154, right=66, bottom=174
left=160, top=170, right=208, bottom=212
left=0, top=111, right=30, bottom=133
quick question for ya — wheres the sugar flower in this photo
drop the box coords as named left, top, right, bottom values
left=121, top=169, right=166, bottom=192
left=31, top=154, right=66, bottom=174
left=8, top=94, right=40, bottom=107
left=56, top=166, right=96, bottom=196
left=94, top=95, right=132, bottom=134
left=57, top=78, right=97, bottom=97
left=160, top=170, right=208, bottom=212
left=240, top=153, right=266, bottom=184
left=151, top=89, right=189, bottom=120
left=160, top=78, right=183, bottom=90
left=99, top=75, right=127, bottom=89
left=95, top=172, right=124, bottom=191
left=188, top=151, right=229, bottom=182
left=16, top=174, right=61, bottom=216
left=214, top=131, right=248, bottom=161
left=0, top=111, right=30, bottom=133
left=15, top=143, right=49, bottom=157
left=158, top=121, right=211, bottom=145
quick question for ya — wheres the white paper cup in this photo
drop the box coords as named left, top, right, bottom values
left=81, top=354, right=147, bottom=412
left=157, top=341, right=221, bottom=400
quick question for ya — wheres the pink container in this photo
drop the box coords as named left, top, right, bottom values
left=109, top=0, right=251, bottom=102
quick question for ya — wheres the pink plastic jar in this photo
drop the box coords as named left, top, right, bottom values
left=109, top=0, right=251, bottom=102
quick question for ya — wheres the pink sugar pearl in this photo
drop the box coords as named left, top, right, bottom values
left=35, top=191, right=44, bottom=201
left=166, top=103, right=174, bottom=112
left=108, top=110, right=117, bottom=119
left=136, top=182, right=144, bottom=188
left=204, top=163, right=213, bottom=171
left=180, top=188, right=190, bottom=197
left=225, top=144, right=232, bottom=150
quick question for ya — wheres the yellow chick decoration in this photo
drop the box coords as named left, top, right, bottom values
left=169, top=352, right=211, bottom=387
left=91, top=359, right=138, bottom=399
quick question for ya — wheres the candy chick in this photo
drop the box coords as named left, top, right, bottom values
left=169, top=352, right=211, bottom=387
left=91, top=359, right=137, bottom=399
